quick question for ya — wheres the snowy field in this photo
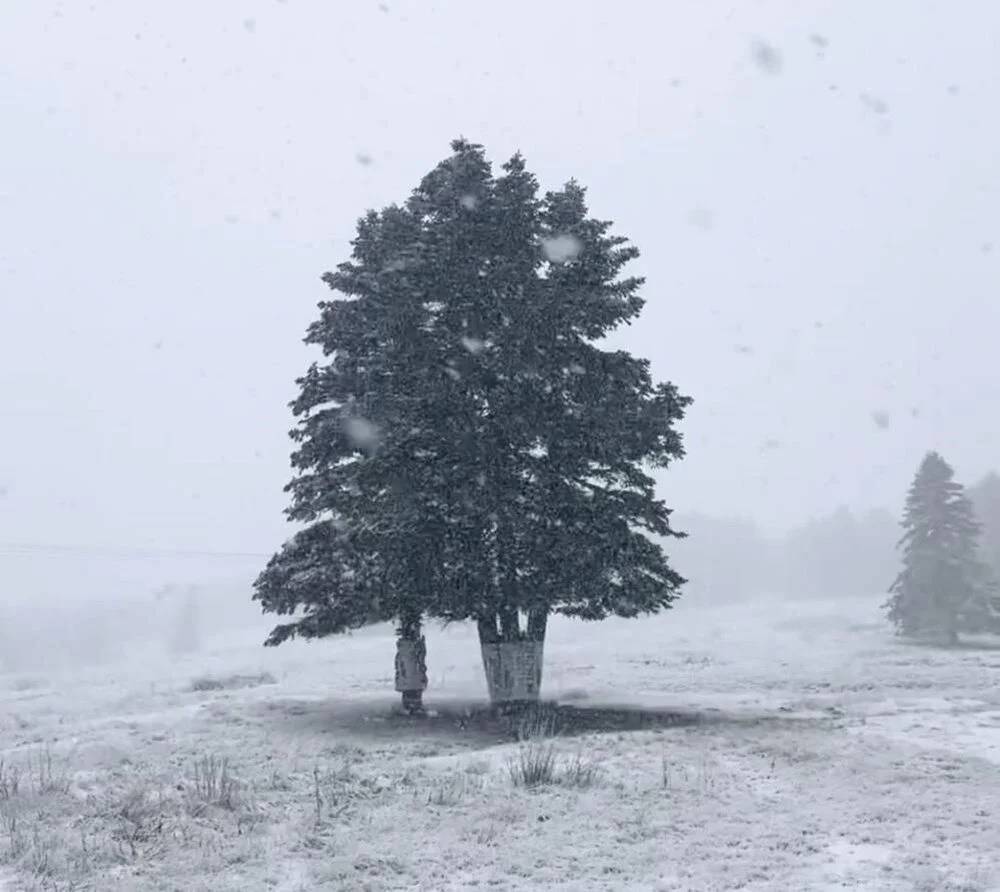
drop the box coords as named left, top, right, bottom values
left=3, top=595, right=1000, bottom=891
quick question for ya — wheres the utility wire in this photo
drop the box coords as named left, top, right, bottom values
left=0, top=541, right=271, bottom=560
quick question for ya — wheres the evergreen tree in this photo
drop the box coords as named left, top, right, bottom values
left=253, top=522, right=385, bottom=643
left=254, top=139, right=691, bottom=708
left=884, top=452, right=999, bottom=643
left=254, top=523, right=430, bottom=712
left=253, top=202, right=440, bottom=713
left=406, top=140, right=691, bottom=703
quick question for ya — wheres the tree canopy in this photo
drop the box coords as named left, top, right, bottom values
left=885, top=452, right=999, bottom=641
left=254, top=140, right=691, bottom=690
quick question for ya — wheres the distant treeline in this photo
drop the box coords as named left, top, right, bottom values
left=4, top=473, right=999, bottom=673
left=670, top=507, right=897, bottom=602
left=672, top=471, right=1000, bottom=603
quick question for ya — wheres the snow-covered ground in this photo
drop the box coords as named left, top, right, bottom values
left=2, top=595, right=1000, bottom=890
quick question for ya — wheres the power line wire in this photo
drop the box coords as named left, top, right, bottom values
left=0, top=541, right=270, bottom=560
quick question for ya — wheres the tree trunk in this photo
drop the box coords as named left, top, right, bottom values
left=395, top=616, right=427, bottom=714
left=478, top=608, right=547, bottom=707
left=400, top=689, right=424, bottom=713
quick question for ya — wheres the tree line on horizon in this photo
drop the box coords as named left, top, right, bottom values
left=673, top=475, right=1000, bottom=616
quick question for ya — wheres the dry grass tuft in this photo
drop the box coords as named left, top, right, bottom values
left=559, top=750, right=604, bottom=788
left=185, top=755, right=243, bottom=813
left=507, top=741, right=559, bottom=787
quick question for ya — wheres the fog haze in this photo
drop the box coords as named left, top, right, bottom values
left=3, top=0, right=999, bottom=605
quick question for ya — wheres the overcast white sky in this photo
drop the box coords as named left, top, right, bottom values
left=2, top=1, right=999, bottom=602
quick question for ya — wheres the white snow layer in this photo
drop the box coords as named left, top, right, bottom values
left=1, top=595, right=999, bottom=890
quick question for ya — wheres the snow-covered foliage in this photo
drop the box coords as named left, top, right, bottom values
left=884, top=452, right=1000, bottom=642
left=254, top=139, right=690, bottom=704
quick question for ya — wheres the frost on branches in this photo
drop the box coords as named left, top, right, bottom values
left=254, top=139, right=691, bottom=708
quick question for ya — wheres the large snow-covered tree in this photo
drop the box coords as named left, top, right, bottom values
left=254, top=139, right=691, bottom=708
left=884, top=452, right=999, bottom=643
left=401, top=140, right=691, bottom=704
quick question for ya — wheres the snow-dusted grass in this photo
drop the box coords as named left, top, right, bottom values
left=2, top=595, right=1000, bottom=890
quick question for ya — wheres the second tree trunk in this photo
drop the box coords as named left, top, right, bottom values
left=395, top=617, right=427, bottom=714
left=478, top=609, right=547, bottom=706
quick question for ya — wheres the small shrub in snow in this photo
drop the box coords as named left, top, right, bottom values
left=661, top=752, right=719, bottom=793
left=507, top=742, right=558, bottom=787
left=22, top=823, right=59, bottom=882
left=559, top=751, right=603, bottom=788
left=186, top=755, right=242, bottom=814
left=6, top=746, right=71, bottom=797
left=0, top=806, right=24, bottom=858
left=426, top=772, right=480, bottom=806
left=0, top=760, right=22, bottom=801
left=267, top=768, right=292, bottom=791
left=110, top=783, right=168, bottom=859
left=1, top=799, right=72, bottom=882
left=472, top=822, right=499, bottom=846
left=513, top=707, right=559, bottom=741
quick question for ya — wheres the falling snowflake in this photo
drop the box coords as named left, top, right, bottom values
left=568, top=363, right=586, bottom=375
left=344, top=416, right=381, bottom=452
left=459, top=194, right=478, bottom=210
left=444, top=367, right=461, bottom=381
left=541, top=234, right=582, bottom=264
left=751, top=40, right=783, bottom=75
left=356, top=152, right=374, bottom=166
left=460, top=336, right=486, bottom=354
left=860, top=93, right=889, bottom=115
